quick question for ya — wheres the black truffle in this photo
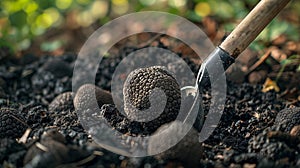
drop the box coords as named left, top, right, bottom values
left=0, top=108, right=28, bottom=138
left=248, top=128, right=296, bottom=160
left=49, top=92, right=74, bottom=112
left=123, top=66, right=181, bottom=132
left=74, top=84, right=113, bottom=110
left=274, top=107, right=300, bottom=132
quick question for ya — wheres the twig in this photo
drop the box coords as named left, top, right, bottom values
left=18, top=128, right=31, bottom=144
left=35, top=142, right=49, bottom=152
left=138, top=34, right=163, bottom=48
left=246, top=48, right=272, bottom=74
left=56, top=151, right=103, bottom=168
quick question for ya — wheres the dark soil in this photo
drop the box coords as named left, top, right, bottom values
left=0, top=39, right=299, bottom=168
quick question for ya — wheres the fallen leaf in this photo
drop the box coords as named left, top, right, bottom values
left=262, top=78, right=280, bottom=92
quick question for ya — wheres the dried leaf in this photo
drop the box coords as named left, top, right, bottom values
left=262, top=78, right=280, bottom=92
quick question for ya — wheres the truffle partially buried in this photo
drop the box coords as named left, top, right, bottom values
left=0, top=108, right=28, bottom=138
left=49, top=92, right=74, bottom=112
left=274, top=107, right=300, bottom=132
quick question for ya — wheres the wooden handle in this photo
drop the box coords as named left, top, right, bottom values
left=219, top=0, right=290, bottom=58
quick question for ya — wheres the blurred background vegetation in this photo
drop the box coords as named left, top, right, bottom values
left=0, top=0, right=299, bottom=55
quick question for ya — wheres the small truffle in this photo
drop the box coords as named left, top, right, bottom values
left=74, top=84, right=113, bottom=110
left=123, top=66, right=181, bottom=133
left=49, top=92, right=74, bottom=112
left=248, top=127, right=296, bottom=160
left=274, top=107, right=300, bottom=132
left=0, top=108, right=28, bottom=138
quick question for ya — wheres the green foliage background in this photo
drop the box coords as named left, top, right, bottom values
left=0, top=0, right=299, bottom=53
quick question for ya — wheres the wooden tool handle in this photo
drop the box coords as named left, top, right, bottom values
left=219, top=0, right=291, bottom=58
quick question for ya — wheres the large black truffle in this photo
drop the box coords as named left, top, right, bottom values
left=123, top=66, right=181, bottom=134
left=0, top=108, right=28, bottom=138
left=274, top=107, right=300, bottom=132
